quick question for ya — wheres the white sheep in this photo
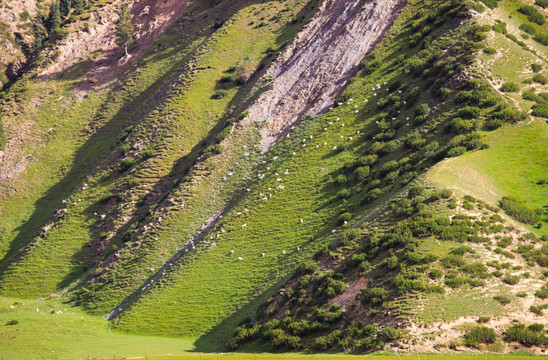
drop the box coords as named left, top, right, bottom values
left=242, top=224, right=247, bottom=228
left=238, top=257, right=243, bottom=261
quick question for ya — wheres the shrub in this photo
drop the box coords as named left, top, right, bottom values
left=6, top=320, right=19, bottom=325
left=359, top=287, right=389, bottom=306
left=534, top=33, right=548, bottom=45
left=447, top=146, right=466, bottom=157
left=503, top=275, right=520, bottom=285
left=531, top=63, right=542, bottom=73
left=415, top=103, right=430, bottom=116
left=364, top=188, right=382, bottom=202
left=354, top=166, right=370, bottom=181
left=518, top=6, right=545, bottom=25
left=494, top=295, right=511, bottom=305
left=119, top=158, right=134, bottom=172
left=499, top=196, right=541, bottom=224
left=535, top=284, right=548, bottom=299
left=531, top=105, right=548, bottom=118
left=533, top=74, right=547, bottom=85
left=381, top=326, right=400, bottom=340
left=212, top=89, right=229, bottom=99
left=500, top=82, right=519, bottom=92
left=440, top=189, right=452, bottom=198
left=429, top=268, right=444, bottom=279
left=322, top=278, right=347, bottom=297
left=504, top=324, right=548, bottom=346
left=220, top=75, right=234, bottom=83
left=142, top=149, right=155, bottom=159
left=463, top=326, right=497, bottom=347
left=519, top=23, right=537, bottom=35
left=477, top=316, right=491, bottom=323
left=337, top=188, right=351, bottom=199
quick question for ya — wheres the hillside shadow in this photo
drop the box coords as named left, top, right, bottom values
left=57, top=0, right=296, bottom=291
left=192, top=275, right=290, bottom=352
left=0, top=0, right=270, bottom=289
left=97, top=0, right=324, bottom=322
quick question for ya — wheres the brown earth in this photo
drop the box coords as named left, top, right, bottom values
left=241, top=0, right=407, bottom=150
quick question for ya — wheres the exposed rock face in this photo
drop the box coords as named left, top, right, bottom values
left=244, top=0, right=406, bottom=150
left=42, top=0, right=191, bottom=88
left=0, top=0, right=40, bottom=83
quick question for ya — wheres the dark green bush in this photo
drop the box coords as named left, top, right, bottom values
left=519, top=23, right=537, bottom=35
left=447, top=146, right=466, bottom=157
left=494, top=295, right=512, bottom=305
left=212, top=89, right=229, bottom=99
left=499, top=196, right=541, bottom=224
left=504, top=323, right=548, bottom=346
left=503, top=275, right=520, bottom=285
left=359, top=287, right=389, bottom=306
left=533, top=74, right=547, bottom=85
left=518, top=6, right=545, bottom=25
left=119, top=157, right=134, bottom=172
left=500, top=82, right=519, bottom=92
left=463, top=326, right=497, bottom=347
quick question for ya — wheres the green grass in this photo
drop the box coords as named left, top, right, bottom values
left=0, top=0, right=313, bottom=299
left=430, top=0, right=548, bottom=236
left=1, top=0, right=546, bottom=355
left=0, top=296, right=200, bottom=360
left=112, top=0, right=486, bottom=342
left=2, top=296, right=546, bottom=359
left=407, top=288, right=507, bottom=325
left=429, top=108, right=548, bottom=236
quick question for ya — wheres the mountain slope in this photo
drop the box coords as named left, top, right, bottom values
left=0, top=0, right=546, bottom=357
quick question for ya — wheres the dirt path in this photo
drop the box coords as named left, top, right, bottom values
left=242, top=0, right=407, bottom=151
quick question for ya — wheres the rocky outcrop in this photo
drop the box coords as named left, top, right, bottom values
left=244, top=0, right=406, bottom=150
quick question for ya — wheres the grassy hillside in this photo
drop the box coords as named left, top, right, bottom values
left=0, top=296, right=199, bottom=359
left=429, top=0, right=548, bottom=237
left=0, top=0, right=317, bottom=299
left=1, top=295, right=544, bottom=359
left=0, top=0, right=546, bottom=357
left=109, top=0, right=536, bottom=344
left=229, top=191, right=547, bottom=352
